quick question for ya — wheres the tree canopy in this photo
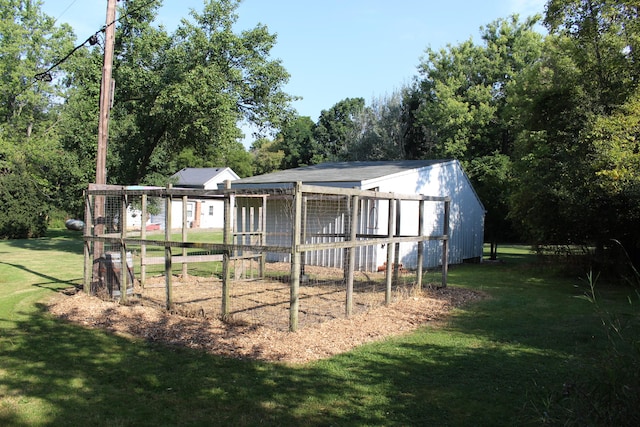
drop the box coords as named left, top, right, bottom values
left=2, top=0, right=639, bottom=267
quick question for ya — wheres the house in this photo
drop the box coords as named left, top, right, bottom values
left=169, top=167, right=239, bottom=229
left=229, top=160, right=485, bottom=271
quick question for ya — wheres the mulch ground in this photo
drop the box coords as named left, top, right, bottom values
left=47, top=266, right=486, bottom=364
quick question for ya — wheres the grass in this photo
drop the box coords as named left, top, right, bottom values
left=1, top=235, right=637, bottom=425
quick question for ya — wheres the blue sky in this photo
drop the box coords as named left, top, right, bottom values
left=42, top=0, right=546, bottom=124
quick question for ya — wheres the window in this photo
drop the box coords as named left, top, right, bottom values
left=209, top=206, right=214, bottom=216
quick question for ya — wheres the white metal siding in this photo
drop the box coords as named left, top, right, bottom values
left=235, top=160, right=485, bottom=271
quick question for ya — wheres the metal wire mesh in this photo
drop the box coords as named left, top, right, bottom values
left=84, top=184, right=449, bottom=331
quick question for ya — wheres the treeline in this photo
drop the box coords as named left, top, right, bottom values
left=1, top=0, right=639, bottom=267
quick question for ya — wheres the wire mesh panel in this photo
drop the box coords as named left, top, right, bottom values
left=303, top=194, right=350, bottom=269
left=84, top=183, right=450, bottom=331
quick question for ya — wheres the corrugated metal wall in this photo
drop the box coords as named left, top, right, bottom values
left=234, top=160, right=485, bottom=272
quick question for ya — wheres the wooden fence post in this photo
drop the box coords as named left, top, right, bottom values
left=442, top=199, right=450, bottom=288
left=385, top=198, right=396, bottom=305
left=346, top=194, right=359, bottom=316
left=182, top=195, right=188, bottom=278
left=290, top=182, right=303, bottom=332
left=222, top=180, right=232, bottom=319
left=140, top=193, right=147, bottom=287
left=416, top=199, right=425, bottom=291
left=119, top=193, right=128, bottom=303
left=165, top=186, right=173, bottom=309
left=83, top=191, right=92, bottom=293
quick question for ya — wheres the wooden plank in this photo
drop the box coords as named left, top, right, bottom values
left=182, top=195, right=188, bottom=277
left=120, top=193, right=128, bottom=303
left=299, top=183, right=449, bottom=202
left=83, top=191, right=92, bottom=293
left=393, top=199, right=401, bottom=286
left=142, top=254, right=223, bottom=266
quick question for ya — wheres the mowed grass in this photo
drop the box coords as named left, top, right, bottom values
left=0, top=235, right=635, bottom=426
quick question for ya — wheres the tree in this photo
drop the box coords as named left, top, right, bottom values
left=545, top=0, right=640, bottom=112
left=0, top=0, right=83, bottom=235
left=276, top=115, right=320, bottom=168
left=314, top=97, right=365, bottom=161
left=406, top=15, right=544, bottom=253
left=61, top=0, right=294, bottom=186
left=250, top=137, right=284, bottom=175
left=348, top=92, right=407, bottom=161
left=510, top=0, right=640, bottom=265
left=585, top=89, right=640, bottom=264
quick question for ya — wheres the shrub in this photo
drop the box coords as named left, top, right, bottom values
left=0, top=170, right=50, bottom=239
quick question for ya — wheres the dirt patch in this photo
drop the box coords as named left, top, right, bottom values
left=47, top=270, right=486, bottom=365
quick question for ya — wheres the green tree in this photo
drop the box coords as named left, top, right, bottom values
left=61, top=0, right=294, bottom=186
left=406, top=15, right=543, bottom=254
left=545, top=0, right=640, bottom=112
left=250, top=137, right=284, bottom=175
left=314, top=97, right=365, bottom=161
left=510, top=0, right=640, bottom=264
left=0, top=0, right=82, bottom=235
left=585, top=89, right=640, bottom=263
left=276, top=115, right=320, bottom=168
left=348, top=92, right=406, bottom=161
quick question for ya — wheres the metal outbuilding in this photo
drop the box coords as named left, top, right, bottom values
left=229, top=160, right=485, bottom=271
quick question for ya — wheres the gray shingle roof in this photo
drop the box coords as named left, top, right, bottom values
left=232, top=160, right=449, bottom=186
left=171, top=167, right=227, bottom=187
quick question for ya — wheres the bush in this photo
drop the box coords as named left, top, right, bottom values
left=0, top=171, right=50, bottom=239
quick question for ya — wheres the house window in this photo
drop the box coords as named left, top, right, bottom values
left=209, top=206, right=214, bottom=216
left=186, top=203, right=194, bottom=219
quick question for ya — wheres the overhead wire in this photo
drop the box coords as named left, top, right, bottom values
left=33, top=0, right=159, bottom=82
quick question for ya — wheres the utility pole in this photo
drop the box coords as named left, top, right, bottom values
left=96, top=0, right=117, bottom=187
left=92, top=0, right=118, bottom=289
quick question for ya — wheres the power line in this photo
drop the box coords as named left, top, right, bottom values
left=49, top=0, right=78, bottom=25
left=33, top=0, right=158, bottom=81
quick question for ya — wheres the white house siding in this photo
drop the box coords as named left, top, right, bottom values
left=170, top=199, right=225, bottom=229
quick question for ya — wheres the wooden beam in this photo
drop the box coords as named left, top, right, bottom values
left=119, top=193, right=128, bottom=303
left=181, top=195, right=188, bottom=278
left=83, top=191, right=92, bottom=293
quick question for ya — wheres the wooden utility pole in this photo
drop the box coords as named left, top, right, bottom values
left=92, top=0, right=117, bottom=287
left=96, top=0, right=117, bottom=186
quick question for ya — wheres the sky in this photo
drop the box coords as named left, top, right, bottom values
left=41, top=0, right=547, bottom=126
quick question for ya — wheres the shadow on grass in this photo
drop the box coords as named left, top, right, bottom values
left=0, top=261, right=81, bottom=291
left=0, top=241, right=613, bottom=426
left=0, top=299, right=589, bottom=426
left=2, top=230, right=83, bottom=255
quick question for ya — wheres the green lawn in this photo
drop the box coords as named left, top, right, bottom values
left=0, top=234, right=637, bottom=426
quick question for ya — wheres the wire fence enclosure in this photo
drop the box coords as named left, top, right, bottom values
left=84, top=182, right=450, bottom=331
